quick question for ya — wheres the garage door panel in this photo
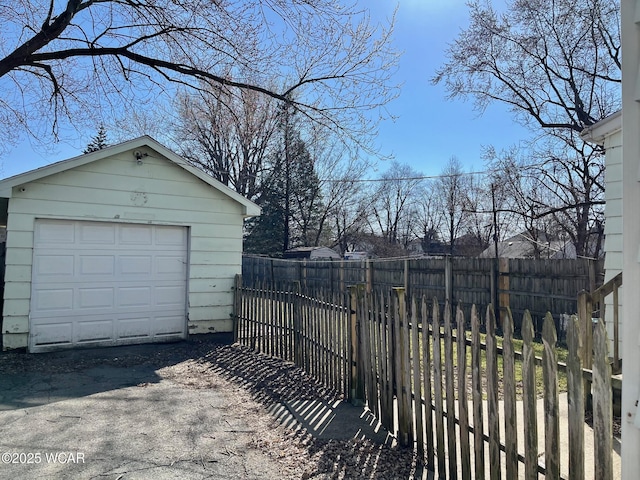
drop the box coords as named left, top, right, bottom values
left=119, top=225, right=153, bottom=245
left=32, top=323, right=73, bottom=346
left=78, top=287, right=114, bottom=309
left=76, top=319, right=113, bottom=343
left=30, top=220, right=188, bottom=352
left=119, top=256, right=153, bottom=275
left=153, top=315, right=187, bottom=336
left=33, top=288, right=74, bottom=311
left=117, top=317, right=151, bottom=339
left=34, top=255, right=74, bottom=276
left=35, top=221, right=75, bottom=244
left=79, top=256, right=115, bottom=275
left=79, top=223, right=116, bottom=244
left=119, top=287, right=152, bottom=307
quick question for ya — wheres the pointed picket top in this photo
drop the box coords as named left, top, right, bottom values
left=470, top=303, right=485, bottom=478
left=521, top=310, right=538, bottom=480
left=593, top=318, right=613, bottom=480
left=567, top=315, right=585, bottom=480
left=502, top=307, right=518, bottom=480
left=486, top=303, right=496, bottom=335
left=484, top=303, right=501, bottom=480
left=542, top=312, right=560, bottom=480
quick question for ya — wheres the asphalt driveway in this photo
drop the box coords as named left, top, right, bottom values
left=0, top=341, right=300, bottom=479
left=0, top=337, right=414, bottom=480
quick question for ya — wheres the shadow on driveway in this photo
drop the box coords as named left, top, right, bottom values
left=0, top=336, right=429, bottom=479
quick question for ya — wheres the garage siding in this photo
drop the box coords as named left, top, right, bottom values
left=2, top=148, right=245, bottom=350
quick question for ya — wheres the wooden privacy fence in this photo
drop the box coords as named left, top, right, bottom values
left=234, top=277, right=616, bottom=480
left=242, top=255, right=603, bottom=336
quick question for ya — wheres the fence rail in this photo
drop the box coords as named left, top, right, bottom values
left=234, top=276, right=617, bottom=479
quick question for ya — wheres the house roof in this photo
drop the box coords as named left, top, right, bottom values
left=284, top=246, right=341, bottom=260
left=0, top=136, right=260, bottom=217
left=580, top=110, right=622, bottom=144
left=479, top=232, right=576, bottom=259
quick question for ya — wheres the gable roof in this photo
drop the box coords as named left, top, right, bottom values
left=0, top=136, right=260, bottom=217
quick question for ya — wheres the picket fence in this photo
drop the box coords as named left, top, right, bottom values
left=234, top=277, right=616, bottom=480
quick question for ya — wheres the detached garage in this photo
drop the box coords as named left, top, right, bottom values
left=0, top=136, right=260, bottom=352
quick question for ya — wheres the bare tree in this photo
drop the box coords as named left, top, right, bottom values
left=0, top=0, right=398, bottom=154
left=414, top=184, right=445, bottom=255
left=487, top=146, right=576, bottom=257
left=172, top=85, right=280, bottom=202
left=369, top=161, right=424, bottom=248
left=435, top=157, right=471, bottom=255
left=433, top=0, right=620, bottom=257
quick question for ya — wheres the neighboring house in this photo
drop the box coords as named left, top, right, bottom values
left=478, top=231, right=577, bottom=259
left=283, top=246, right=341, bottom=260
left=580, top=110, right=623, bottom=360
left=0, top=136, right=259, bottom=352
left=343, top=251, right=370, bottom=260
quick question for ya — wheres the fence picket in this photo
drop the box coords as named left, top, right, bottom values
left=422, top=296, right=435, bottom=470
left=444, top=301, right=458, bottom=479
left=567, top=315, right=585, bottom=480
left=432, top=299, right=446, bottom=477
left=456, top=304, right=471, bottom=480
left=392, top=290, right=403, bottom=442
left=593, top=319, right=613, bottom=480
left=502, top=308, right=518, bottom=479
left=400, top=290, right=413, bottom=446
left=542, top=313, right=560, bottom=480
left=369, top=292, right=380, bottom=419
left=411, top=297, right=425, bottom=460
left=485, top=305, right=502, bottom=480
left=384, top=291, right=395, bottom=432
left=521, top=311, right=538, bottom=480
left=361, top=291, right=373, bottom=410
left=471, top=304, right=485, bottom=480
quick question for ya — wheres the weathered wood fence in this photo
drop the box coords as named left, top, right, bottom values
left=578, top=272, right=623, bottom=374
left=234, top=278, right=616, bottom=479
left=242, top=255, right=603, bottom=337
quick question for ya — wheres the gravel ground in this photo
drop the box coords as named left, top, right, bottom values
left=0, top=337, right=420, bottom=480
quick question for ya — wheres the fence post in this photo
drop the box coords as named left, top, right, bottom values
left=499, top=258, right=510, bottom=317
left=349, top=284, right=365, bottom=405
left=578, top=291, right=593, bottom=411
left=233, top=274, right=242, bottom=343
left=366, top=259, right=373, bottom=293
left=444, top=256, right=453, bottom=318
left=392, top=286, right=411, bottom=447
left=404, top=258, right=409, bottom=296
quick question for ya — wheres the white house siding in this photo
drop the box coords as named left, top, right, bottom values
left=2, top=147, right=245, bottom=350
left=581, top=111, right=623, bottom=356
left=603, top=128, right=623, bottom=355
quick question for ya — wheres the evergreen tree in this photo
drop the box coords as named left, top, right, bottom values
left=83, top=125, right=109, bottom=153
left=244, top=125, right=324, bottom=256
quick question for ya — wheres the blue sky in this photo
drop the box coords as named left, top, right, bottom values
left=368, top=0, right=531, bottom=176
left=2, top=0, right=530, bottom=179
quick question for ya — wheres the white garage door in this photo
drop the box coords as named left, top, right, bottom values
left=29, top=220, right=188, bottom=352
